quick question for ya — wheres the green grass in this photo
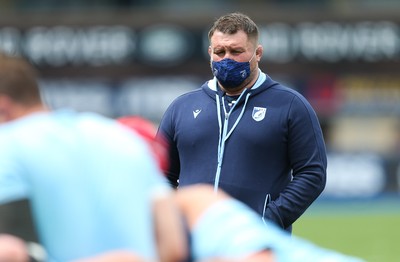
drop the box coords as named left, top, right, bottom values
left=293, top=198, right=400, bottom=262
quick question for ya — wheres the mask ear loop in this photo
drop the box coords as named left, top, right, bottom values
left=249, top=49, right=257, bottom=63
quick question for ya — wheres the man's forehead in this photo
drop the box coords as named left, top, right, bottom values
left=210, top=30, right=250, bottom=48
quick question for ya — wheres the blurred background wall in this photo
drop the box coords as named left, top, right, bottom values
left=1, top=0, right=400, bottom=199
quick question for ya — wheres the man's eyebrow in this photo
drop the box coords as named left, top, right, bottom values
left=212, top=45, right=245, bottom=51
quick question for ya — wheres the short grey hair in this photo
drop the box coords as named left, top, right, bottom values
left=208, top=12, right=259, bottom=44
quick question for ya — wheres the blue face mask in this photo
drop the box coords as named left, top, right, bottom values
left=211, top=52, right=255, bottom=89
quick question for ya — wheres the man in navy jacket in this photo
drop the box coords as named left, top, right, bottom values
left=158, top=12, right=327, bottom=232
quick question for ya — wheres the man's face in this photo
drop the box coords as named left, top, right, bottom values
left=209, top=30, right=255, bottom=63
left=208, top=30, right=262, bottom=93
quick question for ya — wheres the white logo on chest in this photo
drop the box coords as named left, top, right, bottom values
left=252, top=107, right=267, bottom=122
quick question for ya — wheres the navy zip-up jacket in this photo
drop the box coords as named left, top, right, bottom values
left=158, top=71, right=327, bottom=231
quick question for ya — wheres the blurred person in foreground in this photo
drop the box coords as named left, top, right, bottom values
left=158, top=12, right=327, bottom=232
left=0, top=102, right=362, bottom=262
left=0, top=53, right=187, bottom=262
left=1, top=183, right=365, bottom=262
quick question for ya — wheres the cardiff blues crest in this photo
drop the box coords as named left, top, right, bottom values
left=252, top=107, right=267, bottom=121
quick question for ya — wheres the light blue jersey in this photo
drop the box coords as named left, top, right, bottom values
left=0, top=110, right=170, bottom=262
left=192, top=198, right=365, bottom=262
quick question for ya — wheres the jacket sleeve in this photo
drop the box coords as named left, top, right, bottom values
left=265, top=95, right=327, bottom=230
left=157, top=105, right=180, bottom=189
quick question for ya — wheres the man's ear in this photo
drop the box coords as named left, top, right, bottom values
left=0, top=95, right=12, bottom=122
left=256, top=44, right=263, bottom=62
